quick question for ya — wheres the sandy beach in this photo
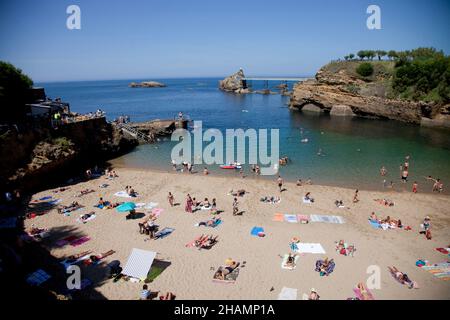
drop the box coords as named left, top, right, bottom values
left=25, top=168, right=450, bottom=300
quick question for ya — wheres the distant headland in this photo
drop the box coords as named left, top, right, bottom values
left=128, top=81, right=167, bottom=88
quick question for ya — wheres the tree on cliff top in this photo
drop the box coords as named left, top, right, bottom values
left=0, top=61, right=34, bottom=123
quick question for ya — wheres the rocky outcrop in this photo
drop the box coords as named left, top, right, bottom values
left=129, top=81, right=166, bottom=88
left=219, top=69, right=248, bottom=93
left=0, top=117, right=138, bottom=192
left=289, top=62, right=447, bottom=126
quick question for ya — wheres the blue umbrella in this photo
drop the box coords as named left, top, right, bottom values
left=116, top=202, right=136, bottom=212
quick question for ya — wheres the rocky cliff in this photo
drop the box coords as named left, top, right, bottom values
left=289, top=61, right=449, bottom=127
left=0, top=117, right=138, bottom=192
left=129, top=81, right=166, bottom=88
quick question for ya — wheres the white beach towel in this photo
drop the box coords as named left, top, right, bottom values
left=281, top=254, right=300, bottom=270
left=302, top=198, right=313, bottom=204
left=278, top=287, right=298, bottom=300
left=310, top=215, right=345, bottom=224
left=122, top=248, right=156, bottom=280
left=114, top=191, right=133, bottom=198
left=76, top=214, right=96, bottom=224
left=284, top=214, right=298, bottom=223
left=135, top=203, right=146, bottom=208
left=296, top=243, right=326, bottom=254
left=144, top=202, right=158, bottom=209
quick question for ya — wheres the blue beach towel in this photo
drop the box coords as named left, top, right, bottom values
left=369, top=219, right=381, bottom=229
left=39, top=196, right=53, bottom=201
left=212, top=219, right=222, bottom=228
left=155, top=228, right=174, bottom=239
left=251, top=227, right=264, bottom=236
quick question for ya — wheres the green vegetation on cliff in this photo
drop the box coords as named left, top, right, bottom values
left=0, top=61, right=34, bottom=121
left=329, top=48, right=450, bottom=104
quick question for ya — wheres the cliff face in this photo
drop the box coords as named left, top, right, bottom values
left=289, top=61, right=449, bottom=127
left=0, top=117, right=138, bottom=191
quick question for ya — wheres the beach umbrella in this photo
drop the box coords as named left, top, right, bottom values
left=116, top=202, right=136, bottom=212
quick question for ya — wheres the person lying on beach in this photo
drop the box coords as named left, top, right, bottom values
left=374, top=198, right=394, bottom=206
left=260, top=196, right=281, bottom=204
left=84, top=250, right=116, bottom=265
left=356, top=283, right=374, bottom=300
left=159, top=292, right=175, bottom=300
left=125, top=186, right=137, bottom=197
left=285, top=253, right=298, bottom=268
left=196, top=217, right=221, bottom=227
left=388, top=266, right=419, bottom=289
left=76, top=189, right=95, bottom=197
left=58, top=201, right=82, bottom=214
left=199, top=198, right=211, bottom=208
left=308, top=288, right=320, bottom=300
left=80, top=212, right=95, bottom=223
left=53, top=187, right=70, bottom=193
left=315, top=258, right=335, bottom=276
left=66, top=251, right=92, bottom=264
left=214, top=260, right=240, bottom=280
left=335, top=240, right=356, bottom=256
left=229, top=189, right=246, bottom=197
left=106, top=202, right=121, bottom=209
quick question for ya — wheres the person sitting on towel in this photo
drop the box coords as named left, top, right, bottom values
left=286, top=253, right=297, bottom=268
left=198, top=217, right=220, bottom=227
left=215, top=260, right=239, bottom=280
left=304, top=192, right=314, bottom=202
left=140, top=284, right=151, bottom=300
left=98, top=197, right=106, bottom=206
left=201, top=198, right=211, bottom=208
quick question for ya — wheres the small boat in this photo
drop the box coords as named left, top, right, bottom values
left=220, top=164, right=241, bottom=170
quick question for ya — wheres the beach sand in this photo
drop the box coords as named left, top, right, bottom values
left=25, top=168, right=450, bottom=300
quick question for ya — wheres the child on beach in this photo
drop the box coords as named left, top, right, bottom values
left=277, top=176, right=283, bottom=192
left=412, top=182, right=418, bottom=193
left=168, top=192, right=174, bottom=207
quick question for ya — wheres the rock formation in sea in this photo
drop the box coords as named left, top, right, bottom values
left=219, top=68, right=250, bottom=94
left=289, top=62, right=450, bottom=127
left=129, top=81, right=167, bottom=88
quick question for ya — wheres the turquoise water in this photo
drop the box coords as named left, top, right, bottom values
left=40, top=78, right=450, bottom=193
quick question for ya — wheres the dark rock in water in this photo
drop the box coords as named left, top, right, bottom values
left=129, top=81, right=166, bottom=88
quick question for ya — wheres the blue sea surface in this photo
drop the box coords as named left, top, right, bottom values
left=39, top=78, right=450, bottom=192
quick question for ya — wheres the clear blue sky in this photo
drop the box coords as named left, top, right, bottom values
left=0, top=0, right=449, bottom=82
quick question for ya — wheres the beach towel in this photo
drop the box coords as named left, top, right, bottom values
left=26, top=269, right=51, bottom=286
left=297, top=214, right=309, bottom=223
left=76, top=214, right=96, bottom=224
left=0, top=217, right=17, bottom=229
left=284, top=214, right=298, bottom=223
left=114, top=191, right=134, bottom=198
left=353, top=287, right=375, bottom=300
left=60, top=254, right=91, bottom=269
left=310, top=215, right=345, bottom=224
left=152, top=208, right=164, bottom=216
left=369, top=220, right=381, bottom=229
left=135, top=203, right=147, bottom=208
left=39, top=196, right=53, bottom=201
left=277, top=287, right=297, bottom=300
left=281, top=254, right=300, bottom=270
left=296, top=243, right=326, bottom=254
left=212, top=267, right=240, bottom=284
left=144, top=202, right=158, bottom=209
left=436, top=248, right=450, bottom=255
left=302, top=198, right=313, bottom=204
left=421, top=262, right=450, bottom=280
left=122, top=248, right=156, bottom=281
left=154, top=227, right=174, bottom=239
left=70, top=236, right=91, bottom=247
left=273, top=213, right=284, bottom=222
left=250, top=227, right=264, bottom=236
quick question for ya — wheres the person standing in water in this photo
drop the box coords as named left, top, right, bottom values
left=380, top=166, right=387, bottom=176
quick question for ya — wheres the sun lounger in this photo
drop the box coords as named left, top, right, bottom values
left=277, top=287, right=297, bottom=300
left=281, top=254, right=300, bottom=270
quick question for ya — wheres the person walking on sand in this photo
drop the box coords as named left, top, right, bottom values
left=412, top=182, right=418, bottom=193
left=232, top=197, right=239, bottom=216
left=353, top=189, right=359, bottom=203
left=277, top=176, right=283, bottom=193
left=168, top=192, right=174, bottom=207
left=185, top=194, right=193, bottom=213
